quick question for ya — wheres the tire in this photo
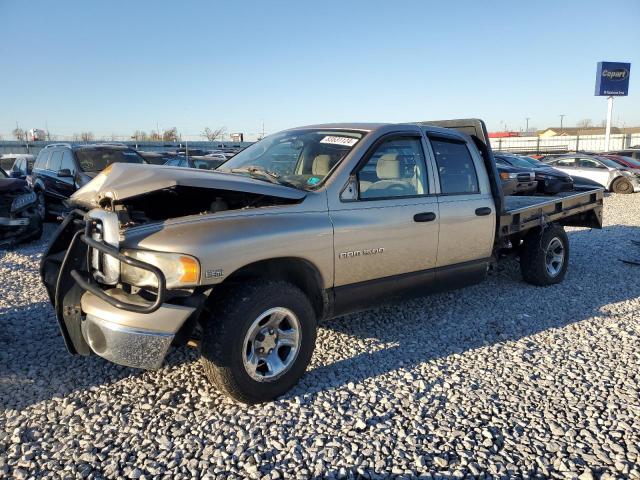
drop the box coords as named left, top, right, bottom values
left=36, top=190, right=54, bottom=221
left=611, top=177, right=633, bottom=194
left=200, top=280, right=317, bottom=404
left=520, top=223, right=569, bottom=286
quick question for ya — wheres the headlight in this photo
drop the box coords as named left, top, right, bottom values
left=11, top=191, right=37, bottom=212
left=120, top=250, right=200, bottom=289
left=499, top=172, right=518, bottom=180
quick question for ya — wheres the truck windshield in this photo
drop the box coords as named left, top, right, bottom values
left=218, top=129, right=365, bottom=190
left=76, top=149, right=146, bottom=172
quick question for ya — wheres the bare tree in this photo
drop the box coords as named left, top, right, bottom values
left=149, top=130, right=162, bottom=141
left=80, top=132, right=94, bottom=142
left=202, top=126, right=227, bottom=141
left=576, top=119, right=593, bottom=128
left=163, top=127, right=179, bottom=142
left=132, top=130, right=148, bottom=141
left=12, top=127, right=25, bottom=141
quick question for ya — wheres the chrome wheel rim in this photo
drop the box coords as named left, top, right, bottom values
left=545, top=237, right=565, bottom=277
left=242, top=307, right=301, bottom=382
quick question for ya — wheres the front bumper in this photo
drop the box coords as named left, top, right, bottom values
left=0, top=207, right=42, bottom=247
left=80, top=290, right=195, bottom=369
left=40, top=210, right=202, bottom=369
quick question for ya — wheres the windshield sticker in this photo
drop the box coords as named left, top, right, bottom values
left=320, top=136, right=359, bottom=147
left=307, top=176, right=320, bottom=185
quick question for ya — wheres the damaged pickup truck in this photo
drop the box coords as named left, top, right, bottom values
left=1, top=167, right=43, bottom=247
left=41, top=119, right=603, bottom=403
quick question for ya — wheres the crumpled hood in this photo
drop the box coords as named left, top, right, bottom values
left=69, top=163, right=306, bottom=208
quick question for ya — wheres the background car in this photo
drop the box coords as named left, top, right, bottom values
left=603, top=154, right=640, bottom=174
left=31, top=143, right=147, bottom=218
left=542, top=154, right=640, bottom=194
left=138, top=151, right=179, bottom=165
left=0, top=167, right=43, bottom=246
left=163, top=154, right=227, bottom=171
left=608, top=149, right=640, bottom=161
left=496, top=153, right=573, bottom=194
left=495, top=158, right=537, bottom=195
left=7, top=154, right=35, bottom=179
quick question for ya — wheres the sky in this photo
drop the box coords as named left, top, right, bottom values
left=1, top=0, right=639, bottom=141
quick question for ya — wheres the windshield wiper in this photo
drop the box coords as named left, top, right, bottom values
left=230, top=165, right=280, bottom=182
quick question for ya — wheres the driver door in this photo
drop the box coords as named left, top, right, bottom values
left=329, top=132, right=440, bottom=312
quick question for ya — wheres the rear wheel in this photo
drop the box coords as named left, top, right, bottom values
left=200, top=281, right=317, bottom=404
left=611, top=177, right=633, bottom=194
left=520, top=224, right=569, bottom=286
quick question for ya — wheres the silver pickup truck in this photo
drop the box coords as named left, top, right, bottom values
left=41, top=119, right=603, bottom=403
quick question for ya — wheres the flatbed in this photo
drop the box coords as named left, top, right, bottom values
left=499, top=189, right=604, bottom=237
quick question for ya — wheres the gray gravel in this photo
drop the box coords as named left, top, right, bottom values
left=1, top=194, right=640, bottom=479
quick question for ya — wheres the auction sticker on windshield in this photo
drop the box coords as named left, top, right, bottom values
left=320, top=136, right=359, bottom=147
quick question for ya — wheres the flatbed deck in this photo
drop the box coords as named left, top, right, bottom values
left=499, top=188, right=604, bottom=237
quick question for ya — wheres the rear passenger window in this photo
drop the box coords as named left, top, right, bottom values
left=429, top=137, right=479, bottom=195
left=48, top=151, right=63, bottom=172
left=357, top=137, right=428, bottom=199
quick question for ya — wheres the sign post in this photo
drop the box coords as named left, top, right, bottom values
left=595, top=61, right=631, bottom=151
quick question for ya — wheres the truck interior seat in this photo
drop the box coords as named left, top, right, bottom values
left=361, top=154, right=416, bottom=198
left=312, top=154, right=331, bottom=176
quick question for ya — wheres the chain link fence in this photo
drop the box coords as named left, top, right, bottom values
left=490, top=133, right=640, bottom=155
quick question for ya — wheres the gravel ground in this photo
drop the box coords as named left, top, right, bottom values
left=1, top=193, right=640, bottom=480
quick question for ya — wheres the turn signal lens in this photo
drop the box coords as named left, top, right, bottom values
left=499, top=172, right=509, bottom=180
left=179, top=256, right=199, bottom=283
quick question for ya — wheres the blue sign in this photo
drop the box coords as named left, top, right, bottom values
left=595, top=61, right=631, bottom=96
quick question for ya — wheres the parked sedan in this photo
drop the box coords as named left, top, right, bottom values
left=496, top=154, right=573, bottom=194
left=163, top=154, right=227, bottom=171
left=603, top=155, right=640, bottom=174
left=542, top=153, right=640, bottom=193
left=495, top=159, right=537, bottom=195
left=542, top=154, right=640, bottom=194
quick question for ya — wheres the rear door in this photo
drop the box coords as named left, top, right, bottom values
left=425, top=131, right=495, bottom=269
left=329, top=130, right=440, bottom=308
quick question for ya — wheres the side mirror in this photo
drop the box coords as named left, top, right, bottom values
left=340, top=175, right=359, bottom=201
left=57, top=168, right=73, bottom=178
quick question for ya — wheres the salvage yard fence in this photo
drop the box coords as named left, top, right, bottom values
left=490, top=133, right=640, bottom=155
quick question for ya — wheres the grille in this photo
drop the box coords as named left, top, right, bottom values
left=517, top=173, right=533, bottom=182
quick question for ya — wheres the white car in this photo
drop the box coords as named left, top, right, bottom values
left=543, top=154, right=640, bottom=194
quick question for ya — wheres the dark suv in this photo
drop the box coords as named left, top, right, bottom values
left=31, top=144, right=146, bottom=218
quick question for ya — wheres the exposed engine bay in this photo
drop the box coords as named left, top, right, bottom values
left=106, top=186, right=303, bottom=227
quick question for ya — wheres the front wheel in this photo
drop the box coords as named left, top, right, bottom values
left=200, top=281, right=317, bottom=404
left=611, top=177, right=633, bottom=194
left=520, top=224, right=569, bottom=286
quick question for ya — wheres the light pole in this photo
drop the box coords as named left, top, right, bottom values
left=525, top=117, right=530, bottom=133
left=559, top=114, right=566, bottom=133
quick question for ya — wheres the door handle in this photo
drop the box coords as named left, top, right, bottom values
left=475, top=207, right=492, bottom=216
left=413, top=212, right=436, bottom=222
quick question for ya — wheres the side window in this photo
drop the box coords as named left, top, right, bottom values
left=48, top=150, right=63, bottom=172
left=35, top=150, right=50, bottom=169
left=429, top=137, right=479, bottom=195
left=165, top=158, right=179, bottom=166
left=357, top=137, right=428, bottom=199
left=577, top=158, right=605, bottom=169
left=554, top=158, right=577, bottom=167
left=61, top=150, right=76, bottom=173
